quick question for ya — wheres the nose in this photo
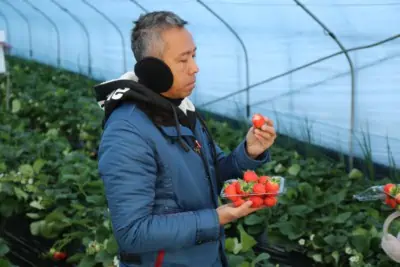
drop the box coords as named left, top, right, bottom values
left=189, top=57, right=199, bottom=75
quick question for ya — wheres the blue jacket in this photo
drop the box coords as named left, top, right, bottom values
left=95, top=76, right=270, bottom=267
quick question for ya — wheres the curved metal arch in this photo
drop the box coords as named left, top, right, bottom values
left=200, top=34, right=400, bottom=110
left=49, top=0, right=92, bottom=75
left=21, top=0, right=61, bottom=67
left=82, top=0, right=127, bottom=72
left=196, top=0, right=250, bottom=117
left=128, top=0, right=148, bottom=13
left=293, top=0, right=356, bottom=169
left=0, top=9, right=11, bottom=42
left=1, top=0, right=33, bottom=57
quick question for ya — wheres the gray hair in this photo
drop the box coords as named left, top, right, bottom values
left=131, top=11, right=188, bottom=61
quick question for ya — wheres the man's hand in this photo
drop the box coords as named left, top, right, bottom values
left=216, top=201, right=262, bottom=225
left=246, top=116, right=276, bottom=159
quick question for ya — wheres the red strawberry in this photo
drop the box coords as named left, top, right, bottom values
left=249, top=196, right=264, bottom=208
left=265, top=180, right=279, bottom=193
left=53, top=252, right=67, bottom=260
left=233, top=198, right=245, bottom=207
left=396, top=194, right=400, bottom=204
left=385, top=196, right=397, bottom=209
left=384, top=183, right=396, bottom=195
left=252, top=183, right=266, bottom=194
left=258, top=176, right=269, bottom=184
left=252, top=113, right=265, bottom=129
left=235, top=181, right=246, bottom=195
left=243, top=170, right=258, bottom=182
left=224, top=184, right=239, bottom=201
left=264, top=196, right=278, bottom=207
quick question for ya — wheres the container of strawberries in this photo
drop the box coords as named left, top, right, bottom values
left=353, top=183, right=400, bottom=210
left=220, top=170, right=285, bottom=208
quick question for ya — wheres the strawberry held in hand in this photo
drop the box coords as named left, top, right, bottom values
left=243, top=170, right=258, bottom=182
left=265, top=178, right=280, bottom=193
left=224, top=184, right=239, bottom=202
left=249, top=196, right=264, bottom=208
left=252, top=113, right=265, bottom=129
left=258, top=175, right=269, bottom=184
left=252, top=183, right=266, bottom=194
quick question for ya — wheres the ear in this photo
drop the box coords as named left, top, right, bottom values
left=134, top=57, right=174, bottom=93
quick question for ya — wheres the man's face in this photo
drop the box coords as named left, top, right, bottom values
left=160, top=27, right=199, bottom=99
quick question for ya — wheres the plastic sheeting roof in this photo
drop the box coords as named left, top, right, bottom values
left=0, top=0, right=399, bottom=168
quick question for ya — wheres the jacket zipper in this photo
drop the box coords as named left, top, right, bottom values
left=191, top=137, right=218, bottom=208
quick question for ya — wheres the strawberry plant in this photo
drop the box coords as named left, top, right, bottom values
left=1, top=56, right=399, bottom=267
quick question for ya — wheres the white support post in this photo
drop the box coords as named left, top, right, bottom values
left=0, top=30, right=11, bottom=111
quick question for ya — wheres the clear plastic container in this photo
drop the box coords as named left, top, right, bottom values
left=220, top=175, right=285, bottom=208
left=353, top=185, right=387, bottom=202
left=353, top=183, right=400, bottom=210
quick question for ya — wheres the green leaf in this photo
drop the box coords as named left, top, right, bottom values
left=239, top=262, right=251, bottom=267
left=333, top=212, right=352, bottom=224
left=288, top=164, right=301, bottom=176
left=95, top=225, right=110, bottom=242
left=225, top=237, right=242, bottom=254
left=323, top=235, right=347, bottom=248
left=0, top=239, right=10, bottom=257
left=312, top=254, right=323, bottom=263
left=19, top=164, right=34, bottom=178
left=11, top=99, right=21, bottom=113
left=326, top=189, right=347, bottom=204
left=331, top=251, right=340, bottom=265
left=273, top=221, right=305, bottom=240
left=0, top=258, right=11, bottom=267
left=351, top=233, right=370, bottom=254
left=86, top=195, right=105, bottom=205
left=274, top=163, right=286, bottom=173
left=349, top=168, right=363, bottom=179
left=30, top=220, right=45, bottom=236
left=78, top=255, right=96, bottom=267
left=244, top=214, right=264, bottom=226
left=94, top=250, right=111, bottom=263
left=66, top=253, right=85, bottom=263
left=26, top=213, right=41, bottom=219
left=0, top=163, right=6, bottom=173
left=246, top=225, right=264, bottom=236
left=298, top=182, right=313, bottom=198
left=288, top=205, right=313, bottom=216
left=0, top=183, right=13, bottom=195
left=33, top=159, right=46, bottom=174
left=14, top=187, right=28, bottom=201
left=237, top=224, right=257, bottom=252
left=29, top=200, right=45, bottom=210
left=251, top=252, right=270, bottom=267
left=227, top=254, right=245, bottom=267
left=106, top=236, right=118, bottom=255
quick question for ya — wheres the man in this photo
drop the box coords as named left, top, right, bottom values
left=95, top=11, right=276, bottom=267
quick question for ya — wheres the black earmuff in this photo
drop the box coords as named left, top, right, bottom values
left=134, top=57, right=174, bottom=94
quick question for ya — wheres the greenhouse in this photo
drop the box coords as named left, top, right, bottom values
left=0, top=0, right=399, bottom=266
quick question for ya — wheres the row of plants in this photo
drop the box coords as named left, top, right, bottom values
left=0, top=56, right=399, bottom=267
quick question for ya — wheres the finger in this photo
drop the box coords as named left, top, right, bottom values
left=237, top=200, right=253, bottom=211
left=254, top=133, right=264, bottom=141
left=264, top=117, right=274, bottom=127
left=255, top=128, right=275, bottom=139
left=260, top=124, right=275, bottom=135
